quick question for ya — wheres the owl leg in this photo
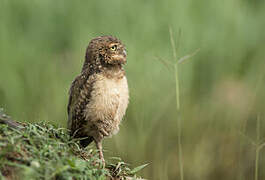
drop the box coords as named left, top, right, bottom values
left=95, top=139, right=105, bottom=166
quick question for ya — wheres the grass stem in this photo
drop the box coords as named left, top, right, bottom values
left=255, top=116, right=260, bottom=180
left=169, top=27, right=183, bottom=180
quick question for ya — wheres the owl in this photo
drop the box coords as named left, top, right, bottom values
left=67, top=36, right=129, bottom=165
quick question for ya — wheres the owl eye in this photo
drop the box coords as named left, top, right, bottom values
left=110, top=45, right=117, bottom=51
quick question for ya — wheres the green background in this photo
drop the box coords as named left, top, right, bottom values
left=1, top=0, right=265, bottom=179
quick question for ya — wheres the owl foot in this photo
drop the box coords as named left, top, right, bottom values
left=100, top=129, right=109, bottom=137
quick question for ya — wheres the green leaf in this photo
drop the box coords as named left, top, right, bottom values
left=130, top=163, right=148, bottom=174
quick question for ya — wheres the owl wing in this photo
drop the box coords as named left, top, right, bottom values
left=67, top=75, right=82, bottom=131
left=67, top=74, right=95, bottom=137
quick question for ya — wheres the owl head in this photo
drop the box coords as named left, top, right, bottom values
left=84, top=36, right=127, bottom=72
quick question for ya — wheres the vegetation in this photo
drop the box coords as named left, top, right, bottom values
left=1, top=0, right=265, bottom=179
left=0, top=110, right=146, bottom=180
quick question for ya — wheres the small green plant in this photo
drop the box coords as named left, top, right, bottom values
left=157, top=28, right=199, bottom=180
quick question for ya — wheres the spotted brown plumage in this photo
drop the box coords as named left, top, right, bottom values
left=67, top=36, right=129, bottom=165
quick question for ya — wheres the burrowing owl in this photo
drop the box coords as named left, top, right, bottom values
left=67, top=36, right=129, bottom=164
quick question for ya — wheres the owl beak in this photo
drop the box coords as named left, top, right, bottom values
left=111, top=54, right=127, bottom=64
left=111, top=49, right=127, bottom=64
left=123, top=49, right=127, bottom=57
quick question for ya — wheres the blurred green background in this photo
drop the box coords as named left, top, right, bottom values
left=1, top=0, right=265, bottom=179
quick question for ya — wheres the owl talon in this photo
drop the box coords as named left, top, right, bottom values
left=100, top=129, right=109, bottom=137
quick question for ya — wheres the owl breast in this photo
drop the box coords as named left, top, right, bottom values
left=84, top=73, right=129, bottom=137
